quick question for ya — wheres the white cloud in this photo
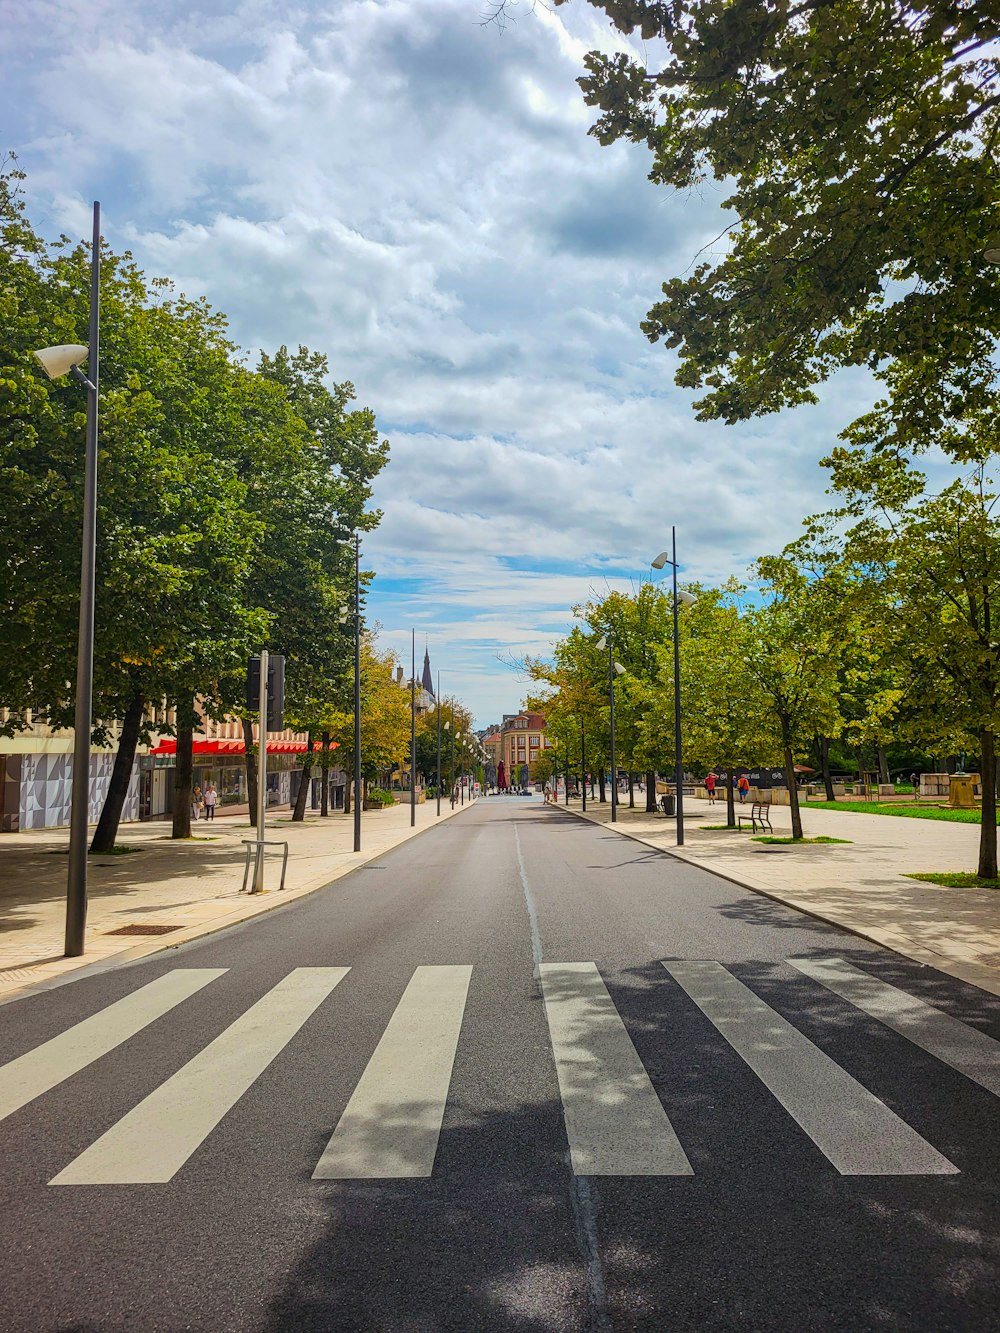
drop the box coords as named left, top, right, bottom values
left=5, top=0, right=877, bottom=724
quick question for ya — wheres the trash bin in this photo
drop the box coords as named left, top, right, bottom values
left=660, top=794, right=675, bottom=817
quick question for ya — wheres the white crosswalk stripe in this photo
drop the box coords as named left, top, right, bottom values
left=4, top=959, right=995, bottom=1185
left=789, top=956, right=1000, bottom=1096
left=51, top=967, right=349, bottom=1185
left=313, top=965, right=472, bottom=1179
left=539, top=962, right=692, bottom=1176
left=664, top=960, right=958, bottom=1176
left=0, top=969, right=227, bottom=1124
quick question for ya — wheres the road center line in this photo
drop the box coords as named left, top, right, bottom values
left=51, top=967, right=348, bottom=1185
left=664, top=960, right=957, bottom=1176
left=0, top=969, right=227, bottom=1124
left=312, top=964, right=472, bottom=1179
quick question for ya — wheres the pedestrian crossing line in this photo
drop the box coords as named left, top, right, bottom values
left=539, top=962, right=693, bottom=1177
left=664, top=961, right=958, bottom=1176
left=312, top=965, right=472, bottom=1179
left=0, top=969, right=227, bottom=1125
left=789, top=956, right=1000, bottom=1097
left=51, top=967, right=349, bottom=1185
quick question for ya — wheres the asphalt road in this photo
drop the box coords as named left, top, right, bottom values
left=1, top=797, right=999, bottom=1332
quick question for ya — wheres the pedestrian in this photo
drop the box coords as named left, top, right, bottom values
left=705, top=771, right=717, bottom=805
left=451, top=783, right=458, bottom=809
left=191, top=784, right=203, bottom=821
left=543, top=783, right=552, bottom=805
left=737, top=773, right=750, bottom=804
left=910, top=771, right=919, bottom=800
left=203, top=782, right=218, bottom=821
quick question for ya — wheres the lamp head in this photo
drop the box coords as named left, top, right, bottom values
left=678, top=589, right=697, bottom=608
left=596, top=636, right=607, bottom=651
left=33, top=344, right=88, bottom=379
left=985, top=241, right=1000, bottom=265
left=614, top=661, right=627, bottom=676
left=651, top=551, right=670, bottom=570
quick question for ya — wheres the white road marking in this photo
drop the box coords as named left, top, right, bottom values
left=0, top=969, right=226, bottom=1124
left=51, top=967, right=348, bottom=1184
left=312, top=964, right=472, bottom=1179
left=539, top=962, right=693, bottom=1177
left=789, top=956, right=1000, bottom=1097
left=664, top=961, right=957, bottom=1175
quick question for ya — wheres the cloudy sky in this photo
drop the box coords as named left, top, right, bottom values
left=3, top=0, right=879, bottom=725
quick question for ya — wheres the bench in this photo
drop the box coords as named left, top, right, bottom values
left=737, top=801, right=773, bottom=833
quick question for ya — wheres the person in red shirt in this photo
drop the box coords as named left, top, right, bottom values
left=704, top=771, right=717, bottom=805
left=737, top=773, right=750, bottom=803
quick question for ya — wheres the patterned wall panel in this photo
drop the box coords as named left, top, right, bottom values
left=16, top=754, right=142, bottom=831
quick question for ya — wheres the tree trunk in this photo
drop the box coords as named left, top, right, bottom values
left=781, top=716, right=803, bottom=840
left=242, top=716, right=258, bottom=827
left=292, top=732, right=314, bottom=822
left=645, top=769, right=657, bottom=814
left=628, top=771, right=635, bottom=808
left=172, top=704, right=194, bottom=839
left=978, top=728, right=997, bottom=879
left=819, top=735, right=836, bottom=802
left=877, top=745, right=890, bottom=786
left=724, top=767, right=735, bottom=828
left=598, top=767, right=606, bottom=804
left=320, top=731, right=330, bottom=816
left=90, top=692, right=145, bottom=853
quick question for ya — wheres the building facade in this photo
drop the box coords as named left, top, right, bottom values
left=483, top=710, right=551, bottom=787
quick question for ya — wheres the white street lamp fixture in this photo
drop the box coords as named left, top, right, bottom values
left=984, top=242, right=1000, bottom=265
left=33, top=344, right=91, bottom=383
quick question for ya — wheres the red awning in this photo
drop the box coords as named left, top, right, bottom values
left=149, top=738, right=334, bottom=756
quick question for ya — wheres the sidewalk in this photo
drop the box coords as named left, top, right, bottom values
left=0, top=798, right=469, bottom=1002
left=560, top=795, right=1000, bottom=998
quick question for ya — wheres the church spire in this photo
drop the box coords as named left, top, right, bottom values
left=421, top=640, right=434, bottom=697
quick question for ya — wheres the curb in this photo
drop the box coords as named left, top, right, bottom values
left=0, top=799, right=475, bottom=1008
left=555, top=804, right=1000, bottom=999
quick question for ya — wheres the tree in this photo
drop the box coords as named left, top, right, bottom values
left=324, top=637, right=412, bottom=806
left=560, top=1, right=998, bottom=428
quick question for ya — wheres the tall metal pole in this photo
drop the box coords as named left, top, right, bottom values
left=65, top=201, right=101, bottom=957
left=672, top=525, right=685, bottom=847
left=581, top=721, right=587, bottom=812
left=353, top=534, right=362, bottom=852
left=436, top=672, right=442, bottom=816
left=608, top=642, right=618, bottom=824
left=460, top=735, right=465, bottom=804
left=252, top=648, right=269, bottom=893
left=410, top=628, right=416, bottom=827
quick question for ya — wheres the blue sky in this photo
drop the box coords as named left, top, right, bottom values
left=3, top=0, right=881, bottom=726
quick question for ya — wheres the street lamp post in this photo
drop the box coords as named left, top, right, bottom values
left=595, top=635, right=626, bottom=823
left=410, top=628, right=416, bottom=828
left=436, top=673, right=442, bottom=816
left=352, top=534, right=362, bottom=852
left=581, top=720, right=587, bottom=812
left=652, top=526, right=696, bottom=847
left=33, top=201, right=101, bottom=958
left=456, top=731, right=462, bottom=804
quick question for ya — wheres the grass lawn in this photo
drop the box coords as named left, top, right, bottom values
left=752, top=835, right=852, bottom=845
left=907, top=871, right=1000, bottom=889
left=699, top=824, right=746, bottom=831
left=806, top=800, right=996, bottom=824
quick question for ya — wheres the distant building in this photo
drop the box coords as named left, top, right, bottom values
left=483, top=710, right=551, bottom=786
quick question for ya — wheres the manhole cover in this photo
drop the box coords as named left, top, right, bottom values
left=105, top=923, right=183, bottom=936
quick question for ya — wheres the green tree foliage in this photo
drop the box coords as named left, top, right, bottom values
left=560, top=0, right=999, bottom=428
left=0, top=158, right=389, bottom=845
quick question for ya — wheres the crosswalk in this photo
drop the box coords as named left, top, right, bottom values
left=0, top=958, right=997, bottom=1185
